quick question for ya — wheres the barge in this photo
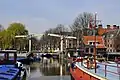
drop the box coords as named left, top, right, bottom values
left=0, top=50, right=27, bottom=80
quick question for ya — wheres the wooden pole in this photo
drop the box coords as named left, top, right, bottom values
left=94, top=12, right=97, bottom=73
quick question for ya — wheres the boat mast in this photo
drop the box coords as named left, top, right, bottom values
left=94, top=12, right=97, bottom=73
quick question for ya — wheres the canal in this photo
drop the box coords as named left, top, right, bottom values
left=28, top=58, right=70, bottom=80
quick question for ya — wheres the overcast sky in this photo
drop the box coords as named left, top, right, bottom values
left=0, top=0, right=120, bottom=34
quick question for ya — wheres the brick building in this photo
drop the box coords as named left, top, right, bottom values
left=98, top=25, right=119, bottom=52
left=83, top=36, right=106, bottom=56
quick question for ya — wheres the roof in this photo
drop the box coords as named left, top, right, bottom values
left=83, top=36, right=105, bottom=48
left=98, top=27, right=118, bottom=35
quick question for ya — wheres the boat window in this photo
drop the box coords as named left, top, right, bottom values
left=0, top=53, right=5, bottom=61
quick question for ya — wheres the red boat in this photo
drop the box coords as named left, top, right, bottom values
left=70, top=59, right=120, bottom=80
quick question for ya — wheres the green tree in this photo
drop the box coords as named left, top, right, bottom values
left=0, top=24, right=4, bottom=48
left=0, top=30, right=12, bottom=49
left=7, top=23, right=28, bottom=35
left=0, top=24, right=4, bottom=32
left=6, top=22, right=28, bottom=50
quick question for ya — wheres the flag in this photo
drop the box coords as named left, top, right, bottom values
left=88, top=16, right=93, bottom=29
left=89, top=22, right=92, bottom=29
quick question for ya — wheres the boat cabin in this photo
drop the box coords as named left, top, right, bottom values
left=0, top=50, right=17, bottom=65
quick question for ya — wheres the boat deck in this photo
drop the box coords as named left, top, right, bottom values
left=76, top=62, right=120, bottom=80
left=0, top=65, right=19, bottom=80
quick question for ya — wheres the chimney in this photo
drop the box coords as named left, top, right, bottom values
left=117, top=26, right=119, bottom=29
left=107, top=25, right=110, bottom=29
left=113, top=25, right=117, bottom=29
left=98, top=24, right=102, bottom=28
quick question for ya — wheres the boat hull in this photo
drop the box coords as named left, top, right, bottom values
left=70, top=63, right=107, bottom=80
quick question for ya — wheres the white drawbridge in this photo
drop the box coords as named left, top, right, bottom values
left=15, top=34, right=43, bottom=53
left=48, top=33, right=77, bottom=53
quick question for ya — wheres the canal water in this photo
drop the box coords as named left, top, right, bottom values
left=28, top=58, right=70, bottom=80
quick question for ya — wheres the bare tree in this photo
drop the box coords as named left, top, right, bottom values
left=70, top=12, right=94, bottom=47
left=39, top=24, right=69, bottom=52
left=54, top=24, right=69, bottom=34
left=71, top=12, right=94, bottom=31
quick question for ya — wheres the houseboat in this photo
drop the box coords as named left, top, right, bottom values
left=70, top=58, right=120, bottom=80
left=0, top=50, right=27, bottom=80
left=69, top=35, right=120, bottom=80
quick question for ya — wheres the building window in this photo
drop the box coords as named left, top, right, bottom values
left=108, top=49, right=110, bottom=52
left=86, top=48, right=89, bottom=52
left=107, top=49, right=109, bottom=52
left=89, top=42, right=92, bottom=45
left=90, top=48, right=94, bottom=53
left=104, top=40, right=106, bottom=43
left=110, top=49, right=112, bottom=52
left=105, top=44, right=106, bottom=46
left=110, top=44, right=112, bottom=47
left=97, top=42, right=100, bottom=44
left=69, top=44, right=71, bottom=47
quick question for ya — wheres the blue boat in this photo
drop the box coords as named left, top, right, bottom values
left=0, top=50, right=27, bottom=80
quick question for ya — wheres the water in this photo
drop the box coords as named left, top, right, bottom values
left=28, top=58, right=70, bottom=80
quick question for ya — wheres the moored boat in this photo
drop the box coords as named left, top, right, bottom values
left=70, top=60, right=120, bottom=80
left=0, top=50, right=27, bottom=80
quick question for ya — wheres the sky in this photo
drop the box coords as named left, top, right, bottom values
left=0, top=0, right=120, bottom=34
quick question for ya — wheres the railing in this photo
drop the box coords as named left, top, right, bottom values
left=97, top=62, right=120, bottom=79
left=70, top=57, right=120, bottom=80
left=71, top=63, right=107, bottom=80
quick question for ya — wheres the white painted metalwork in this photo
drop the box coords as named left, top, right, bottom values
left=15, top=34, right=43, bottom=53
left=48, top=33, right=77, bottom=52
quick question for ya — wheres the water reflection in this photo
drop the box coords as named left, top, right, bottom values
left=40, top=58, right=69, bottom=76
left=29, top=57, right=70, bottom=80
